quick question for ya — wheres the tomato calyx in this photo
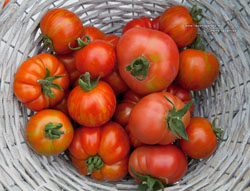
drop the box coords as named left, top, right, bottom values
left=78, top=72, right=101, bottom=92
left=130, top=167, right=164, bottom=191
left=69, top=36, right=91, bottom=50
left=44, top=122, right=64, bottom=139
left=188, top=34, right=205, bottom=51
left=41, top=35, right=55, bottom=52
left=190, top=5, right=203, bottom=23
left=86, top=155, right=104, bottom=174
left=164, top=96, right=194, bottom=141
left=126, top=55, right=151, bottom=81
left=211, top=118, right=228, bottom=141
left=37, top=68, right=65, bottom=99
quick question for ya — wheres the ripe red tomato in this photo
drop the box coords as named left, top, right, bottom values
left=159, top=5, right=202, bottom=48
left=82, top=25, right=106, bottom=42
left=56, top=53, right=80, bottom=85
left=69, top=122, right=130, bottom=181
left=165, top=84, right=194, bottom=114
left=176, top=49, right=219, bottom=90
left=129, top=92, right=192, bottom=145
left=179, top=117, right=218, bottom=159
left=40, top=8, right=83, bottom=54
left=125, top=125, right=144, bottom=148
left=104, top=34, right=120, bottom=48
left=13, top=53, right=69, bottom=111
left=67, top=73, right=116, bottom=127
left=26, top=109, right=74, bottom=155
left=152, top=16, right=160, bottom=30
left=75, top=40, right=116, bottom=78
left=129, top=144, right=187, bottom=188
left=122, top=17, right=152, bottom=35
left=117, top=27, right=179, bottom=95
left=52, top=90, right=70, bottom=116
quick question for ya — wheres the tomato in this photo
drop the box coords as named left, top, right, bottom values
left=152, top=16, right=160, bottom=30
left=129, top=144, right=187, bottom=189
left=75, top=40, right=116, bottom=78
left=125, top=125, right=144, bottom=148
left=82, top=26, right=106, bottom=42
left=165, top=84, right=194, bottom=114
left=159, top=5, right=202, bottom=48
left=104, top=34, right=120, bottom=48
left=67, top=73, right=116, bottom=127
left=122, top=17, right=152, bottom=35
left=176, top=49, right=219, bottom=90
left=25, top=109, right=74, bottom=155
left=52, top=90, right=70, bottom=115
left=129, top=92, right=192, bottom=145
left=40, top=8, right=83, bottom=54
left=56, top=53, right=80, bottom=85
left=122, top=90, right=142, bottom=105
left=179, top=117, right=218, bottom=159
left=69, top=122, right=130, bottom=181
left=117, top=27, right=179, bottom=95
left=13, top=53, right=69, bottom=111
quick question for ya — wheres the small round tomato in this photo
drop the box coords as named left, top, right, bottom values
left=165, top=84, right=194, bottom=114
left=179, top=117, right=218, bottom=159
left=56, top=53, right=80, bottom=85
left=75, top=40, right=116, bottom=78
left=122, top=17, right=152, bottom=35
left=129, top=92, right=193, bottom=145
left=122, top=90, right=142, bottom=105
left=67, top=73, right=116, bottom=127
left=69, top=122, right=130, bottom=181
left=52, top=90, right=70, bottom=116
left=176, top=49, right=219, bottom=90
left=40, top=8, right=83, bottom=54
left=25, top=109, right=74, bottom=155
left=82, top=25, right=106, bottom=42
left=152, top=16, right=160, bottom=30
left=159, top=5, right=202, bottom=48
left=104, top=35, right=120, bottom=48
left=13, top=53, right=69, bottom=111
left=129, top=144, right=187, bottom=188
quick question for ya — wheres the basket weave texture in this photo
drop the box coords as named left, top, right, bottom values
left=0, top=0, right=250, bottom=190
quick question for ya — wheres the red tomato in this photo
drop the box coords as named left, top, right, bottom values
left=129, top=145, right=187, bottom=187
left=122, top=90, right=142, bottom=105
left=56, top=53, right=80, bottom=85
left=176, top=49, right=219, bottom=90
left=122, top=17, right=152, bottom=35
left=40, top=8, right=83, bottom=54
left=159, top=5, right=202, bottom=48
left=104, top=35, right=120, bottom=48
left=152, top=16, right=160, bottom=30
left=67, top=73, right=116, bottom=127
left=165, top=84, right=194, bottom=114
left=117, top=27, right=179, bottom=95
left=75, top=40, right=116, bottom=78
left=179, top=117, right=218, bottom=159
left=13, top=53, right=69, bottom=111
left=129, top=92, right=192, bottom=145
left=52, top=90, right=70, bottom=116
left=82, top=26, right=106, bottom=42
left=125, top=125, right=144, bottom=148
left=69, top=122, right=130, bottom=181
left=26, top=109, right=74, bottom=155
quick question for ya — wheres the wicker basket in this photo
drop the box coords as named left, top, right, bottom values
left=0, top=0, right=249, bottom=190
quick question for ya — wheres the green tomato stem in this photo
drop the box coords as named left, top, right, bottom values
left=68, top=35, right=91, bottom=50
left=44, top=122, right=64, bottom=139
left=190, top=5, right=203, bottom=23
left=86, top=155, right=104, bottom=174
left=78, top=72, right=101, bottom=92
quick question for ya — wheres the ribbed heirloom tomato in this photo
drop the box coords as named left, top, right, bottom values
left=117, top=27, right=179, bottom=95
left=13, top=53, right=69, bottom=111
left=26, top=109, right=74, bottom=156
left=67, top=72, right=116, bottom=127
left=69, top=122, right=130, bottom=181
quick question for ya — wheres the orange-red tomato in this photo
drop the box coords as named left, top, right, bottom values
left=40, top=8, right=83, bottom=54
left=52, top=90, right=70, bottom=116
left=152, top=16, right=160, bottom=30
left=69, top=122, right=130, bottom=181
left=13, top=53, right=69, bottom=111
left=104, top=34, right=120, bottom=48
left=179, top=117, right=218, bottom=159
left=176, top=49, right=219, bottom=90
left=122, top=17, right=152, bottom=35
left=125, top=125, right=144, bottom=148
left=81, top=26, right=106, bottom=42
left=26, top=109, right=74, bottom=155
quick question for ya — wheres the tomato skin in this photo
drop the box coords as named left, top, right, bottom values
left=104, top=35, right=120, bottom=48
left=117, top=27, right=179, bottom=95
left=129, top=92, right=190, bottom=145
left=25, top=109, right=74, bottom=155
left=129, top=145, right=187, bottom=184
left=56, top=53, right=80, bottom=85
left=13, top=53, right=69, bottom=111
left=176, top=49, right=219, bottom=90
left=122, top=17, right=152, bottom=35
left=159, top=5, right=197, bottom=48
left=52, top=90, right=70, bottom=115
left=166, top=84, right=194, bottom=114
left=75, top=40, right=116, bottom=78
left=69, top=122, right=130, bottom=181
left=82, top=26, right=106, bottom=42
left=179, top=117, right=217, bottom=159
left=125, top=125, right=144, bottom=148
left=67, top=81, right=116, bottom=127
left=40, top=8, right=83, bottom=54
left=152, top=16, right=160, bottom=30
